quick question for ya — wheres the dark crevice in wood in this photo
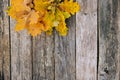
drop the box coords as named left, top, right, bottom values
left=44, top=34, right=47, bottom=80
left=0, top=0, right=4, bottom=80
left=31, top=37, right=33, bottom=80
left=0, top=72, right=1, bottom=80
left=74, top=0, right=77, bottom=79
left=0, top=71, right=4, bottom=80
left=9, top=12, right=11, bottom=80
left=8, top=0, right=11, bottom=79
left=97, top=0, right=99, bottom=80
left=2, top=71, right=4, bottom=80
left=0, top=70, right=4, bottom=80
left=53, top=31, right=55, bottom=80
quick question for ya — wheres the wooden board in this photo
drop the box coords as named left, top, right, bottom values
left=0, top=0, right=10, bottom=80
left=117, top=1, right=120, bottom=79
left=45, top=35, right=55, bottom=80
left=98, top=0, right=120, bottom=80
left=32, top=35, right=46, bottom=80
left=32, top=34, right=55, bottom=80
left=55, top=16, right=76, bottom=80
left=1, top=0, right=120, bottom=80
left=10, top=18, right=32, bottom=80
left=76, top=0, right=97, bottom=80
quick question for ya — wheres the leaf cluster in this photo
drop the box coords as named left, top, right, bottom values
left=7, top=0, right=80, bottom=36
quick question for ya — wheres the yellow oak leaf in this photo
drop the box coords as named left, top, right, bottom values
left=56, top=21, right=68, bottom=36
left=55, top=9, right=68, bottom=36
left=42, top=12, right=55, bottom=31
left=15, top=19, right=26, bottom=31
left=28, top=10, right=40, bottom=24
left=59, top=1, right=80, bottom=15
left=24, top=0, right=32, bottom=5
left=7, top=0, right=80, bottom=36
left=34, top=0, right=50, bottom=12
left=27, top=23, right=44, bottom=36
left=46, top=27, right=53, bottom=35
left=62, top=11, right=71, bottom=19
left=7, top=0, right=31, bottom=20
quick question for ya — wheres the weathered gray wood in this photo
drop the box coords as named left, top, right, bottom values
left=10, top=20, right=32, bottom=80
left=98, top=0, right=120, bottom=80
left=45, top=35, right=55, bottom=80
left=32, top=35, right=46, bottom=80
left=55, top=16, right=76, bottom=80
left=3, top=0, right=120, bottom=80
left=32, top=34, right=55, bottom=80
left=0, top=0, right=10, bottom=80
left=0, top=0, right=3, bottom=78
left=76, top=0, right=97, bottom=80
left=117, top=1, right=120, bottom=79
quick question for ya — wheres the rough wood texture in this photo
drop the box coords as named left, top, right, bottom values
left=76, top=0, right=97, bottom=80
left=98, top=0, right=120, bottom=80
left=0, top=0, right=10, bottom=80
left=1, top=0, right=120, bottom=80
left=117, top=1, right=120, bottom=79
left=10, top=21, right=32, bottom=80
left=45, top=35, right=55, bottom=80
left=33, top=35, right=46, bottom=80
left=55, top=16, right=76, bottom=80
left=33, top=34, right=54, bottom=80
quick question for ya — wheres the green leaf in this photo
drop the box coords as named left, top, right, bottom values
left=62, top=11, right=71, bottom=19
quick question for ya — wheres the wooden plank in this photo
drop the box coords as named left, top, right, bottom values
left=76, top=0, right=97, bottom=80
left=45, top=35, right=55, bottom=80
left=0, top=0, right=10, bottom=79
left=32, top=35, right=46, bottom=80
left=10, top=19, right=32, bottom=80
left=98, top=0, right=120, bottom=80
left=117, top=1, right=120, bottom=79
left=0, top=0, right=4, bottom=79
left=33, top=34, right=55, bottom=80
left=55, top=16, right=76, bottom=80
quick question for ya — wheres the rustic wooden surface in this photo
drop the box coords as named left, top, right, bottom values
left=10, top=6, right=33, bottom=79
left=32, top=34, right=46, bottom=80
left=76, top=0, right=97, bottom=80
left=98, top=0, right=120, bottom=80
left=32, top=34, right=55, bottom=80
left=0, top=0, right=10, bottom=80
left=117, top=1, right=120, bottom=79
left=32, top=10, right=76, bottom=80
left=10, top=19, right=32, bottom=80
left=1, top=0, right=120, bottom=80
left=45, top=35, right=55, bottom=80
left=55, top=15, right=76, bottom=80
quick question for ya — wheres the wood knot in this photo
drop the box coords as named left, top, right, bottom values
left=104, top=68, right=109, bottom=74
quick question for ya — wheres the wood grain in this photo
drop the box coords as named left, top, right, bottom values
left=10, top=20, right=32, bottom=80
left=55, top=16, right=76, bottom=80
left=32, top=35, right=46, bottom=80
left=0, top=0, right=3, bottom=78
left=0, top=0, right=10, bottom=79
left=76, top=0, right=97, bottom=80
left=45, top=35, right=55, bottom=80
left=98, top=0, right=120, bottom=80
left=117, top=1, right=120, bottom=79
left=1, top=0, right=120, bottom=80
left=32, top=34, right=55, bottom=80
